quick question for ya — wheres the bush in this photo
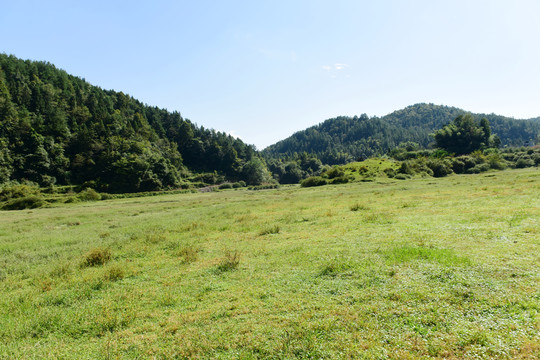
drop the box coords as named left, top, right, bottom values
left=218, top=183, right=233, bottom=190
left=330, top=176, right=349, bottom=184
left=515, top=157, right=535, bottom=168
left=384, top=168, right=396, bottom=178
left=466, top=163, right=490, bottom=174
left=0, top=182, right=40, bottom=202
left=77, top=188, right=101, bottom=201
left=394, top=174, right=411, bottom=180
left=325, top=167, right=345, bottom=179
left=300, top=176, right=327, bottom=188
left=426, top=159, right=453, bottom=177
left=486, top=153, right=507, bottom=170
left=2, top=195, right=46, bottom=210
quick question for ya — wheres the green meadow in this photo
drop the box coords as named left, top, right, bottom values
left=0, top=168, right=539, bottom=359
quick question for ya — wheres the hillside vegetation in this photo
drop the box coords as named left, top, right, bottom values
left=0, top=168, right=539, bottom=358
left=264, top=103, right=540, bottom=164
left=0, top=54, right=266, bottom=192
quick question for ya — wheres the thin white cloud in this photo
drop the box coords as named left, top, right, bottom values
left=321, top=63, right=350, bottom=71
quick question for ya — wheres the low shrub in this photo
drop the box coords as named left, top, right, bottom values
left=0, top=182, right=40, bottom=202
left=384, top=168, right=396, bottom=178
left=515, top=157, right=535, bottom=168
left=466, top=163, right=490, bottom=174
left=325, top=167, right=345, bottom=179
left=300, top=176, right=327, bottom=187
left=2, top=195, right=46, bottom=210
left=330, top=176, right=349, bottom=184
left=394, top=173, right=411, bottom=180
left=77, top=188, right=102, bottom=201
left=218, top=183, right=233, bottom=190
left=426, top=159, right=453, bottom=177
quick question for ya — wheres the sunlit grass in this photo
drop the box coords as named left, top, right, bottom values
left=0, top=168, right=538, bottom=358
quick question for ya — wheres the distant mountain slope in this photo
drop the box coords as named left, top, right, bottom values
left=0, top=54, right=262, bottom=191
left=263, top=103, right=540, bottom=164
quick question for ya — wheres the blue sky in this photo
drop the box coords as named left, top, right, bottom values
left=2, top=0, right=539, bottom=149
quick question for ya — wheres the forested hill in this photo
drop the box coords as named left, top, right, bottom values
left=0, top=54, right=264, bottom=192
left=263, top=103, right=540, bottom=165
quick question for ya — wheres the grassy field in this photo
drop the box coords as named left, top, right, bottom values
left=0, top=168, right=539, bottom=359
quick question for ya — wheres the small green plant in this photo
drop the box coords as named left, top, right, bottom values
left=177, top=245, right=199, bottom=263
left=104, top=264, right=125, bottom=281
left=216, top=250, right=241, bottom=273
left=258, top=225, right=280, bottom=236
left=81, top=247, right=112, bottom=267
left=300, top=176, right=327, bottom=187
left=350, top=203, right=368, bottom=211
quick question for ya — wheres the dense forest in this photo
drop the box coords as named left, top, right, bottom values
left=0, top=54, right=267, bottom=192
left=263, top=104, right=540, bottom=165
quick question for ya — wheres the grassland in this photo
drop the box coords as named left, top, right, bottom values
left=0, top=168, right=539, bottom=359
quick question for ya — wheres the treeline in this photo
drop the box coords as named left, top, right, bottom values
left=263, top=103, right=540, bottom=165
left=0, top=54, right=267, bottom=192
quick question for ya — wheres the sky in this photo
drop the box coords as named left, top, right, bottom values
left=1, top=0, right=539, bottom=149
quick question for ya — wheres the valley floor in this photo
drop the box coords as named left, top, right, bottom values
left=0, top=168, right=539, bottom=359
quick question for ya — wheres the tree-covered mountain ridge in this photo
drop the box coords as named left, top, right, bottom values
left=0, top=54, right=268, bottom=191
left=263, top=103, right=540, bottom=165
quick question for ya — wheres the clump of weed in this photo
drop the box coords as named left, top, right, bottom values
left=350, top=203, right=369, bottom=211
left=258, top=225, right=280, bottom=236
left=81, top=247, right=112, bottom=267
left=145, top=232, right=168, bottom=244
left=104, top=264, right=125, bottom=281
left=362, top=213, right=394, bottom=224
left=49, top=263, right=72, bottom=278
left=216, top=250, right=241, bottom=273
left=177, top=245, right=200, bottom=264
left=319, top=257, right=353, bottom=277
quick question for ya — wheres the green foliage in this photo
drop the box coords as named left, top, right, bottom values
left=0, top=182, right=40, bottom=201
left=264, top=103, right=540, bottom=165
left=81, top=248, right=112, bottom=267
left=433, top=114, right=492, bottom=154
left=300, top=176, right=327, bottom=187
left=258, top=225, right=280, bottom=236
left=77, top=188, right=101, bottom=201
left=0, top=168, right=539, bottom=358
left=0, top=54, right=266, bottom=192
left=215, top=250, right=241, bottom=273
left=1, top=195, right=46, bottom=210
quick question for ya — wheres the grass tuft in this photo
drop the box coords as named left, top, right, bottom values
left=258, top=225, right=280, bottom=236
left=216, top=250, right=241, bottom=273
left=81, top=247, right=112, bottom=267
left=177, top=245, right=200, bottom=264
left=350, top=203, right=369, bottom=211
